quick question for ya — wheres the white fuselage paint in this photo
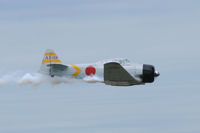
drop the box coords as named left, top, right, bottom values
left=65, top=62, right=143, bottom=84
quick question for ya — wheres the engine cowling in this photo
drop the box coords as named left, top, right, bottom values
left=142, top=64, right=155, bottom=83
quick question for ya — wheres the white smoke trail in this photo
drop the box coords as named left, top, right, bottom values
left=0, top=72, right=78, bottom=87
left=0, top=72, right=103, bottom=87
left=17, top=73, right=48, bottom=86
left=0, top=72, right=19, bottom=87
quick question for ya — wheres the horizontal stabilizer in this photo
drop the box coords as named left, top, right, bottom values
left=47, top=64, right=68, bottom=77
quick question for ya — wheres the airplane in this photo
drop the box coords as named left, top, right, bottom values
left=40, top=49, right=160, bottom=86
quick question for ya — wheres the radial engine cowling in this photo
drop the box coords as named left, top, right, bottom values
left=142, top=64, right=155, bottom=83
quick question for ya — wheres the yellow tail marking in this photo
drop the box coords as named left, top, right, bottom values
left=45, top=53, right=57, bottom=56
left=42, top=60, right=62, bottom=63
left=71, top=64, right=82, bottom=77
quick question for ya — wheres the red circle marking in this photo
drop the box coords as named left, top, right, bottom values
left=85, top=66, right=96, bottom=76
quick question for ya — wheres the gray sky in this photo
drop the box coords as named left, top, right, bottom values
left=0, top=0, right=200, bottom=133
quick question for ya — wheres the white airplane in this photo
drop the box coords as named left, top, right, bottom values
left=40, top=49, right=160, bottom=86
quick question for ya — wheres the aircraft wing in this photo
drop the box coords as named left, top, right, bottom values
left=47, top=64, right=68, bottom=77
left=104, top=62, right=140, bottom=86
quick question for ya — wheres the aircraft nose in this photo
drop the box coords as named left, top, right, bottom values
left=154, top=70, right=160, bottom=77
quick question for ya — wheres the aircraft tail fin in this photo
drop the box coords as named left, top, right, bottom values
left=40, top=49, right=66, bottom=77
left=41, top=49, right=62, bottom=64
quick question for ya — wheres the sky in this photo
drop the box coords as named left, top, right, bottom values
left=0, top=0, right=200, bottom=133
